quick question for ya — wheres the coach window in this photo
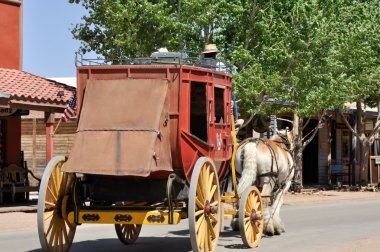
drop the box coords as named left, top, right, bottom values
left=214, top=86, right=225, bottom=124
left=190, top=82, right=208, bottom=142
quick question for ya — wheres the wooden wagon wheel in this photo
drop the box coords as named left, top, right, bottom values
left=189, top=157, right=220, bottom=252
left=37, top=156, right=76, bottom=252
left=115, top=224, right=142, bottom=244
left=238, top=186, right=263, bottom=248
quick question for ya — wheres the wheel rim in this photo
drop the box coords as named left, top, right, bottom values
left=189, top=157, right=220, bottom=252
left=37, top=156, right=76, bottom=252
left=115, top=224, right=142, bottom=244
left=239, top=186, right=263, bottom=248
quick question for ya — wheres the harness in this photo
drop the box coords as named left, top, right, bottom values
left=238, top=135, right=296, bottom=204
left=257, top=139, right=279, bottom=180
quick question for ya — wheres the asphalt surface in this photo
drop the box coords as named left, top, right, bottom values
left=1, top=199, right=380, bottom=252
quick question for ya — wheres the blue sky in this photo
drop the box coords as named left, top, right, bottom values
left=23, top=0, right=92, bottom=78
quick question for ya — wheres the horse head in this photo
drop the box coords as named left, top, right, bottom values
left=273, top=127, right=295, bottom=152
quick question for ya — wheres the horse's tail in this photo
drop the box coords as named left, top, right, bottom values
left=237, top=141, right=258, bottom=195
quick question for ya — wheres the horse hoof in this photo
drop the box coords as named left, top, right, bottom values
left=231, top=218, right=240, bottom=231
left=264, top=230, right=274, bottom=236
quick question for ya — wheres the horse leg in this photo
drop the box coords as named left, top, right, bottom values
left=261, top=180, right=275, bottom=236
left=272, top=180, right=292, bottom=235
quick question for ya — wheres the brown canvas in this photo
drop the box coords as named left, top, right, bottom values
left=64, top=78, right=173, bottom=176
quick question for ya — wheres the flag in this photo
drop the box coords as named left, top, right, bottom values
left=61, top=91, right=77, bottom=122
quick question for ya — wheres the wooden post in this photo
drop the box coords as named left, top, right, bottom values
left=32, top=118, right=36, bottom=173
left=45, top=112, right=55, bottom=164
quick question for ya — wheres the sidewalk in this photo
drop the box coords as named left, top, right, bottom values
left=284, top=190, right=380, bottom=205
left=0, top=192, right=38, bottom=213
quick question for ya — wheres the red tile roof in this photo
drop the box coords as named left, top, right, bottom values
left=0, top=68, right=75, bottom=110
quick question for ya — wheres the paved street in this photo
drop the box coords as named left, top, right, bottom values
left=1, top=198, right=380, bottom=252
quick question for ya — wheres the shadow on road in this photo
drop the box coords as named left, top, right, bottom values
left=28, top=236, right=192, bottom=252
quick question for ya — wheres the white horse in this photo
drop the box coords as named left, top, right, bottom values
left=234, top=129, right=295, bottom=235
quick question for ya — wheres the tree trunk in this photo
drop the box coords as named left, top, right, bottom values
left=360, top=137, right=370, bottom=185
left=293, top=113, right=304, bottom=187
left=356, top=102, right=369, bottom=185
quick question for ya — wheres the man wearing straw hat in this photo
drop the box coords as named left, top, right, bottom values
left=196, top=44, right=244, bottom=131
left=195, top=44, right=220, bottom=70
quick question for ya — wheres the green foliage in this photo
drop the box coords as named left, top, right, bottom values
left=232, top=0, right=380, bottom=117
left=70, top=0, right=380, bottom=116
left=69, top=0, right=248, bottom=59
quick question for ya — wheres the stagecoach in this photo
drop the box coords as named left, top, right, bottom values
left=37, top=52, right=264, bottom=252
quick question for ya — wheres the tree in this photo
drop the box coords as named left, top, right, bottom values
left=69, top=0, right=380, bottom=185
left=231, top=1, right=344, bottom=185
left=68, top=0, right=250, bottom=60
left=231, top=1, right=380, bottom=186
left=329, top=1, right=380, bottom=184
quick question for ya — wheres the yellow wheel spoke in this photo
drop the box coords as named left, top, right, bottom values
left=62, top=221, right=69, bottom=244
left=246, top=196, right=252, bottom=210
left=122, top=225, right=127, bottom=237
left=45, top=201, right=56, bottom=208
left=196, top=215, right=205, bottom=233
left=47, top=186, right=57, bottom=203
left=196, top=198, right=204, bottom=209
left=46, top=214, right=56, bottom=236
left=206, top=171, right=214, bottom=194
left=55, top=164, right=61, bottom=187
left=249, top=195, right=255, bottom=209
left=59, top=221, right=63, bottom=252
left=253, top=195, right=258, bottom=207
left=198, top=221, right=205, bottom=248
left=246, top=223, right=252, bottom=237
left=195, top=210, right=203, bottom=217
left=245, top=220, right=251, bottom=232
left=53, top=221, right=59, bottom=252
left=196, top=184, right=205, bottom=203
left=64, top=219, right=75, bottom=231
left=50, top=170, right=58, bottom=196
left=60, top=174, right=67, bottom=195
left=210, top=201, right=218, bottom=207
left=251, top=226, right=256, bottom=244
left=204, top=222, right=209, bottom=251
left=210, top=213, right=218, bottom=222
left=206, top=218, right=216, bottom=239
left=202, top=166, right=209, bottom=200
left=44, top=211, right=54, bottom=221
left=208, top=185, right=217, bottom=202
left=48, top=217, right=57, bottom=247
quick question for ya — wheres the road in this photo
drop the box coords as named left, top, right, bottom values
left=1, top=199, right=380, bottom=252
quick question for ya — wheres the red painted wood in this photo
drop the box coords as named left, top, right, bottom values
left=77, top=65, right=233, bottom=182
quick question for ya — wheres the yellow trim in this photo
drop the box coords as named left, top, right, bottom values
left=223, top=209, right=238, bottom=216
left=230, top=114, right=239, bottom=198
left=221, top=192, right=239, bottom=203
left=68, top=210, right=182, bottom=225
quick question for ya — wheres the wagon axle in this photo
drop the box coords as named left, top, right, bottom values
left=249, top=209, right=263, bottom=224
left=204, top=200, right=218, bottom=217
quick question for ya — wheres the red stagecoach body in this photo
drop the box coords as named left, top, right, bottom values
left=63, top=64, right=233, bottom=183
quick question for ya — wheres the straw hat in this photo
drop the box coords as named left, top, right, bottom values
left=202, top=44, right=219, bottom=54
